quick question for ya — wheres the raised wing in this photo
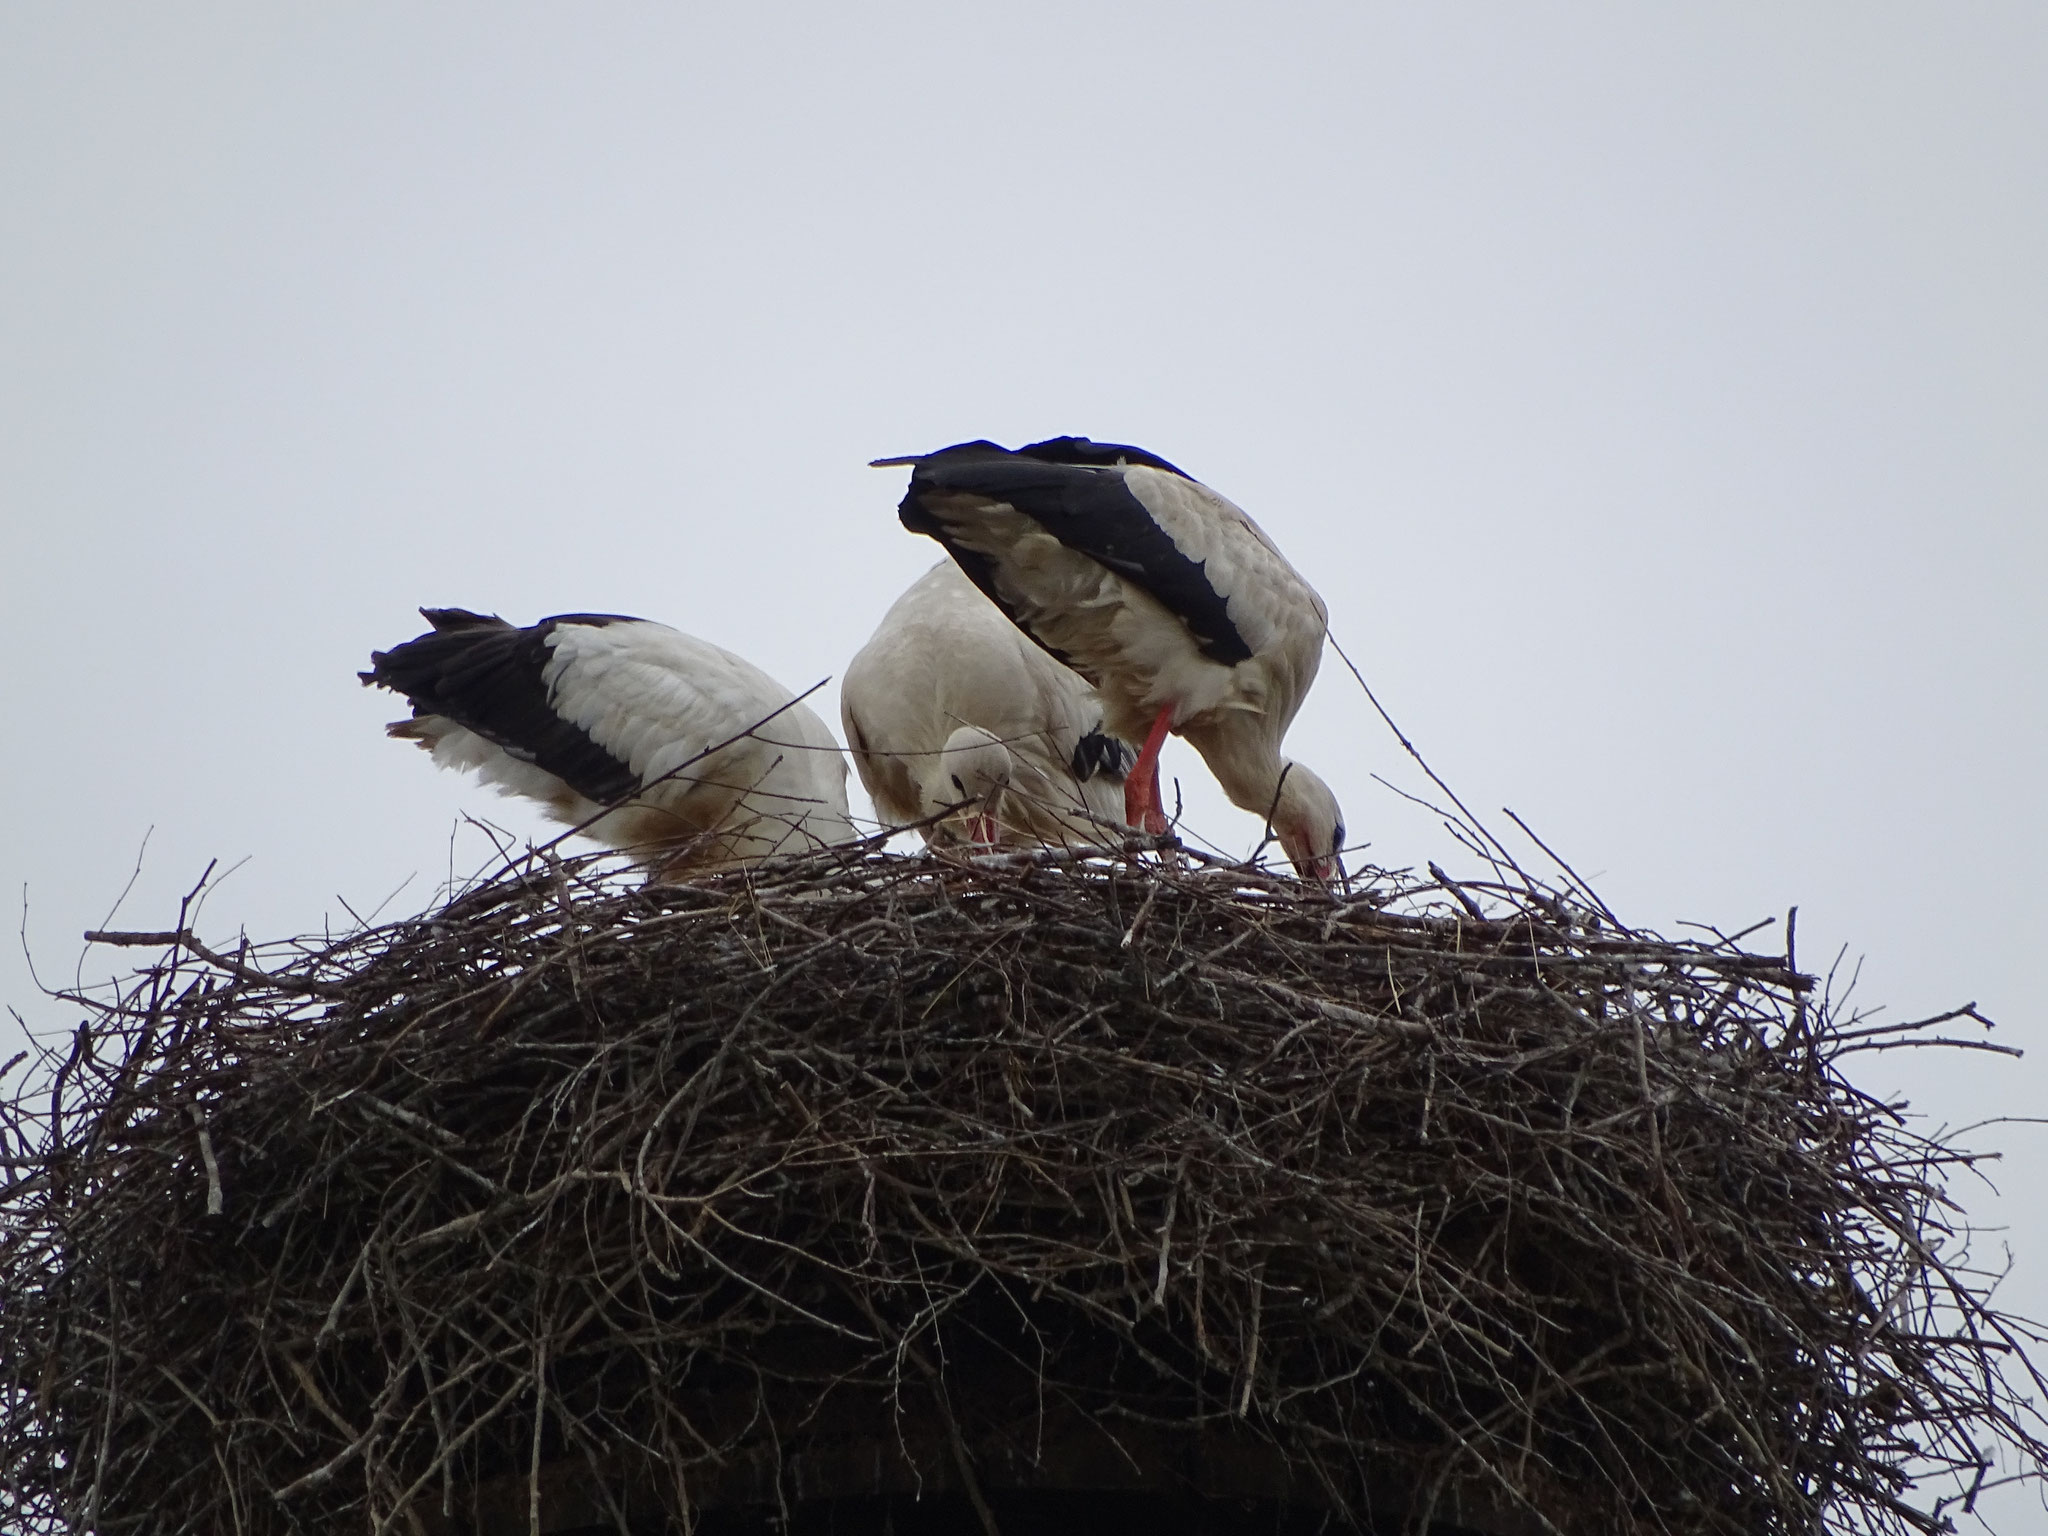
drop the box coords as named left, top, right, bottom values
left=362, top=611, right=645, bottom=805
left=890, top=442, right=1254, bottom=667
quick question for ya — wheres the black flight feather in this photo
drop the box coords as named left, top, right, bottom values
left=891, top=439, right=1253, bottom=667
left=1071, top=726, right=1135, bottom=783
left=362, top=610, right=644, bottom=806
left=1014, top=435, right=1191, bottom=478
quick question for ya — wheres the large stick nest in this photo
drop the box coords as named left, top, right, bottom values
left=0, top=846, right=2040, bottom=1534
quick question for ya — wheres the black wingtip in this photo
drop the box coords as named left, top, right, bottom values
left=870, top=440, right=1019, bottom=472
left=360, top=645, right=401, bottom=688
left=1072, top=727, right=1137, bottom=783
left=359, top=613, right=641, bottom=805
left=1017, top=437, right=1189, bottom=478
left=364, top=610, right=507, bottom=688
left=418, top=607, right=509, bottom=632
left=874, top=437, right=1190, bottom=479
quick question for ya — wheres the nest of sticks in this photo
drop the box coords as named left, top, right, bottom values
left=0, top=842, right=2041, bottom=1535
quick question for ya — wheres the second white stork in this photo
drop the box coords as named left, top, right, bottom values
left=842, top=560, right=1134, bottom=848
left=876, top=437, right=1345, bottom=882
left=363, top=608, right=855, bottom=875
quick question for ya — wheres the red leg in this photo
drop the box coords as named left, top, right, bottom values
left=1123, top=776, right=1150, bottom=833
left=1123, top=704, right=1176, bottom=836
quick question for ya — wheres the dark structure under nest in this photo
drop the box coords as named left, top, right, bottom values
left=0, top=844, right=2041, bottom=1535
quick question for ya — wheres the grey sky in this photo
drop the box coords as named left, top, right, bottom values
left=4, top=7, right=2044, bottom=1523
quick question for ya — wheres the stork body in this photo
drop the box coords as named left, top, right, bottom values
left=880, top=437, right=1344, bottom=880
left=842, top=560, right=1132, bottom=848
left=363, top=608, right=854, bottom=875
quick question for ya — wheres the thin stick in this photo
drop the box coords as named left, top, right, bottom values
left=187, top=1104, right=224, bottom=1216
left=1327, top=633, right=1528, bottom=880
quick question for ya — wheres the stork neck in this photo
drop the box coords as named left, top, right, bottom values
left=1179, top=717, right=1290, bottom=820
left=1237, top=756, right=1297, bottom=824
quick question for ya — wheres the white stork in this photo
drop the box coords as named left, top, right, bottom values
left=362, top=608, right=855, bottom=875
left=841, top=560, right=1134, bottom=848
left=875, top=437, right=1345, bottom=882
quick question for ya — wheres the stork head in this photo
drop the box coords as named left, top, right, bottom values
left=934, top=726, right=1015, bottom=845
left=1271, top=763, right=1346, bottom=885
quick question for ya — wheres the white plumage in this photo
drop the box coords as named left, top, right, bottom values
left=841, top=561, right=1132, bottom=848
left=363, top=608, right=855, bottom=876
left=882, top=437, right=1345, bottom=881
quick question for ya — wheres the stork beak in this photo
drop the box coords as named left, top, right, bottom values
left=1298, top=855, right=1339, bottom=888
left=1279, top=832, right=1343, bottom=888
left=967, top=779, right=1009, bottom=847
left=868, top=454, right=922, bottom=468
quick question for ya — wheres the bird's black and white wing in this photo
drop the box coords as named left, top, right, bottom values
left=885, top=438, right=1327, bottom=743
left=364, top=608, right=854, bottom=869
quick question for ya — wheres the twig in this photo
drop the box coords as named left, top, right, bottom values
left=83, top=927, right=345, bottom=999
left=187, top=1103, right=224, bottom=1216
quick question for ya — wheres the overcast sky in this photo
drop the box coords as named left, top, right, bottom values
left=4, top=6, right=2044, bottom=1524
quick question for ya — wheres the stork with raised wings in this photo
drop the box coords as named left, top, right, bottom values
left=363, top=608, right=855, bottom=875
left=842, top=560, right=1133, bottom=848
left=876, top=437, right=1344, bottom=882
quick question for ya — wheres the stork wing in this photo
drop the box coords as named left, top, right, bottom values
left=893, top=450, right=1254, bottom=667
left=362, top=613, right=645, bottom=805
left=533, top=622, right=826, bottom=796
